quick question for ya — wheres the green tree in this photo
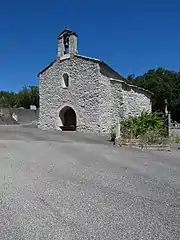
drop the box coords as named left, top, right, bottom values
left=29, top=86, right=39, bottom=108
left=0, top=91, right=18, bottom=108
left=17, top=86, right=39, bottom=109
left=0, top=86, right=39, bottom=109
left=127, top=74, right=135, bottom=83
left=131, top=68, right=180, bottom=122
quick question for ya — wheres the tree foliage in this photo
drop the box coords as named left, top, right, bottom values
left=0, top=86, right=39, bottom=109
left=128, top=68, right=180, bottom=122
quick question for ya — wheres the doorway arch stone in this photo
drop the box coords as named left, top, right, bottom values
left=58, top=105, right=77, bottom=131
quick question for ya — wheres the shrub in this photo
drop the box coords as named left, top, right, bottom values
left=121, top=111, right=165, bottom=142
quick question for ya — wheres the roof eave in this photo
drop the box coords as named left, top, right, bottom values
left=38, top=59, right=56, bottom=77
left=109, top=78, right=154, bottom=96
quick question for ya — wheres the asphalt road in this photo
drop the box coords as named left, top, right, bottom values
left=0, top=126, right=180, bottom=239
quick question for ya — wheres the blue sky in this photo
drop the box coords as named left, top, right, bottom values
left=0, top=0, right=180, bottom=92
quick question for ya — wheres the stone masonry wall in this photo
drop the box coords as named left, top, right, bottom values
left=98, top=65, right=125, bottom=132
left=99, top=78, right=152, bottom=132
left=39, top=54, right=151, bottom=133
left=98, top=77, right=151, bottom=132
left=39, top=55, right=101, bottom=132
left=122, top=83, right=152, bottom=118
left=0, top=108, right=38, bottom=125
left=170, top=127, right=180, bottom=137
left=98, top=74, right=112, bottom=133
left=110, top=81, right=124, bottom=126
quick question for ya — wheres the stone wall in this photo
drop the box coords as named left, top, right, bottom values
left=170, top=127, right=180, bottom=137
left=110, top=81, right=124, bottom=126
left=99, top=64, right=125, bottom=132
left=39, top=55, right=101, bottom=132
left=39, top=55, right=152, bottom=133
left=98, top=74, right=112, bottom=133
left=0, top=108, right=39, bottom=125
left=98, top=77, right=152, bottom=132
left=122, top=83, right=152, bottom=118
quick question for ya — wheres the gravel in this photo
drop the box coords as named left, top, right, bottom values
left=0, top=126, right=179, bottom=239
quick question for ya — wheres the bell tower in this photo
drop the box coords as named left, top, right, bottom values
left=57, top=29, right=78, bottom=58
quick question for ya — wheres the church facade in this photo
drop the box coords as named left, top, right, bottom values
left=38, top=29, right=152, bottom=133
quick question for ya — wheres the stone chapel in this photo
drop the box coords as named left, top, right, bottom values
left=38, top=29, right=152, bottom=133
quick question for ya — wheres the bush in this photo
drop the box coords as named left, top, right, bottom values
left=121, top=111, right=166, bottom=142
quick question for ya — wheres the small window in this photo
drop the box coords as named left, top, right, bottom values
left=62, top=73, right=69, bottom=88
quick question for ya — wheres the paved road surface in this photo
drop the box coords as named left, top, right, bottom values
left=0, top=126, right=180, bottom=239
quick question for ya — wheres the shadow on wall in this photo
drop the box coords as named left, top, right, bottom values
left=0, top=108, right=39, bottom=125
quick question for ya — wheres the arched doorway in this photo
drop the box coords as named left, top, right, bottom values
left=59, top=106, right=76, bottom=131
